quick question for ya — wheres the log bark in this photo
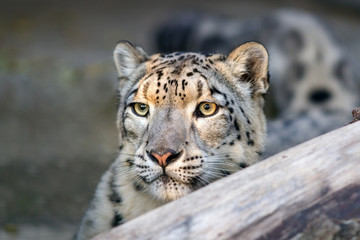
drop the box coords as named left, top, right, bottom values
left=94, top=121, right=360, bottom=240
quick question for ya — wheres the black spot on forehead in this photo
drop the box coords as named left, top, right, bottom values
left=182, top=79, right=187, bottom=91
left=142, top=82, right=150, bottom=98
left=171, top=67, right=182, bottom=75
left=152, top=58, right=159, bottom=64
left=197, top=81, right=203, bottom=98
left=156, top=70, right=163, bottom=80
left=158, top=52, right=200, bottom=61
left=191, top=59, right=199, bottom=65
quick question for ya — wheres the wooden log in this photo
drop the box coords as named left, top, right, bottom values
left=93, top=121, right=360, bottom=240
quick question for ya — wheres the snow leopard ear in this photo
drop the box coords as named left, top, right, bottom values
left=227, top=42, right=269, bottom=96
left=113, top=40, right=149, bottom=79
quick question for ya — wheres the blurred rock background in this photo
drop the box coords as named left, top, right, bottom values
left=0, top=0, right=359, bottom=239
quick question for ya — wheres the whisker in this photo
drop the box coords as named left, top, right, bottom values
left=205, top=166, right=239, bottom=173
left=118, top=152, right=137, bottom=157
left=207, top=161, right=240, bottom=169
left=203, top=171, right=225, bottom=179
left=192, top=175, right=210, bottom=187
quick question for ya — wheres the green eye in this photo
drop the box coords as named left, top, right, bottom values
left=132, top=103, right=149, bottom=117
left=197, top=102, right=218, bottom=117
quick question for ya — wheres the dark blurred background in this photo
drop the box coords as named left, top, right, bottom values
left=0, top=0, right=359, bottom=239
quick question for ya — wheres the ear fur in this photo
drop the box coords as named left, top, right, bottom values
left=227, top=42, right=269, bottom=96
left=113, top=40, right=149, bottom=79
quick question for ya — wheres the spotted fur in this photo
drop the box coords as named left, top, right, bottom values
left=74, top=41, right=269, bottom=239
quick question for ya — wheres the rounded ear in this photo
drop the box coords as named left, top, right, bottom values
left=113, top=40, right=149, bottom=79
left=227, top=42, right=269, bottom=96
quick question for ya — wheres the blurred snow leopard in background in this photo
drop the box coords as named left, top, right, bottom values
left=155, top=10, right=359, bottom=158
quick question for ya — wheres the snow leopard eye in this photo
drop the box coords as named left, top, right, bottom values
left=196, top=102, right=218, bottom=117
left=132, top=103, right=149, bottom=117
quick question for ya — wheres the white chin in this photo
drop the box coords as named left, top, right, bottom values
left=149, top=176, right=191, bottom=201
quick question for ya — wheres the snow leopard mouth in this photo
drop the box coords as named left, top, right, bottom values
left=149, top=175, right=192, bottom=201
left=142, top=172, right=175, bottom=186
left=159, top=175, right=170, bottom=185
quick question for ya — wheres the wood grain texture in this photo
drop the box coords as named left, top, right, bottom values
left=93, top=121, right=360, bottom=240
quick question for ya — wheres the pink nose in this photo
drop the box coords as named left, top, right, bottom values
left=147, top=150, right=182, bottom=168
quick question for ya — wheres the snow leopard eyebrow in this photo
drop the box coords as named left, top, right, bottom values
left=126, top=88, right=138, bottom=101
left=209, top=87, right=227, bottom=106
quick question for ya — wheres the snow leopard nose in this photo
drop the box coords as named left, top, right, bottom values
left=308, top=89, right=332, bottom=104
left=147, top=149, right=182, bottom=168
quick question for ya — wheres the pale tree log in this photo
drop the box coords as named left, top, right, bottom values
left=94, top=121, right=360, bottom=240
